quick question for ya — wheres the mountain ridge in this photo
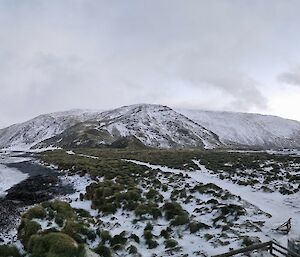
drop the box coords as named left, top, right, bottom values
left=35, top=104, right=221, bottom=149
left=177, top=109, right=300, bottom=149
left=1, top=104, right=300, bottom=150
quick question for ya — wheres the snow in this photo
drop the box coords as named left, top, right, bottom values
left=2, top=104, right=300, bottom=150
left=0, top=104, right=223, bottom=150
left=0, top=164, right=28, bottom=197
left=178, top=109, right=300, bottom=148
left=0, top=109, right=101, bottom=150
left=127, top=159, right=300, bottom=252
left=93, top=104, right=221, bottom=149
left=0, top=152, right=30, bottom=197
left=78, top=154, right=99, bottom=159
left=59, top=173, right=99, bottom=217
left=191, top=161, right=300, bottom=244
left=2, top=149, right=296, bottom=256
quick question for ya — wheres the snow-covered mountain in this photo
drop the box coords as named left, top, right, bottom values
left=178, top=109, right=300, bottom=148
left=2, top=104, right=300, bottom=150
left=36, top=104, right=221, bottom=149
left=0, top=110, right=101, bottom=150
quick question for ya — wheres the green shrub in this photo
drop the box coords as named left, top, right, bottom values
left=29, top=232, right=80, bottom=257
left=100, top=230, right=112, bottom=243
left=75, top=208, right=91, bottom=218
left=143, top=230, right=153, bottom=240
left=63, top=220, right=88, bottom=243
left=135, top=203, right=162, bottom=219
left=145, top=222, right=153, bottom=231
left=164, top=239, right=178, bottom=248
left=94, top=245, right=111, bottom=257
left=170, top=214, right=189, bottom=226
left=0, top=245, right=21, bottom=257
left=146, top=189, right=158, bottom=199
left=206, top=199, right=219, bottom=205
left=110, top=234, right=127, bottom=246
left=51, top=201, right=76, bottom=219
left=87, top=230, right=97, bottom=241
left=25, top=206, right=47, bottom=220
left=204, top=233, right=213, bottom=241
left=146, top=239, right=158, bottom=249
left=189, top=221, right=210, bottom=233
left=112, top=244, right=123, bottom=251
left=19, top=219, right=41, bottom=247
left=127, top=245, right=138, bottom=254
left=55, top=213, right=65, bottom=227
left=163, top=202, right=187, bottom=220
left=130, top=234, right=140, bottom=243
left=160, top=229, right=170, bottom=239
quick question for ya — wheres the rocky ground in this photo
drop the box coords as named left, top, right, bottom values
left=0, top=158, right=74, bottom=243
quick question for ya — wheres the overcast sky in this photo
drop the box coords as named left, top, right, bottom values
left=1, top=0, right=300, bottom=128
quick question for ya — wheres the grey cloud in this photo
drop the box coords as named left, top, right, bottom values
left=1, top=0, right=300, bottom=127
left=278, top=68, right=300, bottom=86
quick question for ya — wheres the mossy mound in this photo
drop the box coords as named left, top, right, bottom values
left=0, top=245, right=21, bottom=257
left=18, top=219, right=42, bottom=247
left=28, top=232, right=83, bottom=257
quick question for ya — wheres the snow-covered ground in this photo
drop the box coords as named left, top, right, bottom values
left=0, top=164, right=28, bottom=197
left=0, top=153, right=31, bottom=197
left=2, top=149, right=299, bottom=256
left=127, top=159, right=300, bottom=252
left=191, top=161, right=300, bottom=244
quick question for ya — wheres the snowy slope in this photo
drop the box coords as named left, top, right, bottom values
left=38, top=104, right=221, bottom=149
left=0, top=110, right=101, bottom=150
left=96, top=104, right=221, bottom=148
left=2, top=104, right=300, bottom=150
left=178, top=109, right=300, bottom=148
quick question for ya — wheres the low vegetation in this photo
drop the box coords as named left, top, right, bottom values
left=2, top=148, right=291, bottom=256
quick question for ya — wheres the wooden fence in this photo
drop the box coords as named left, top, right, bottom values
left=212, top=241, right=300, bottom=257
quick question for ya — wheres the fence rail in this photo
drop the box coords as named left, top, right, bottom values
left=212, top=241, right=300, bottom=257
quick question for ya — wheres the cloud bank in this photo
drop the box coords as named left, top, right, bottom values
left=1, top=0, right=300, bottom=127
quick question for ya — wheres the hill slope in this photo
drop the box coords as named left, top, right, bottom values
left=0, top=110, right=101, bottom=150
left=36, top=104, right=221, bottom=149
left=2, top=104, right=300, bottom=150
left=178, top=109, right=300, bottom=148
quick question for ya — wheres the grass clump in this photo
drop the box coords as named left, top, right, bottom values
left=170, top=214, right=189, bottom=226
left=24, top=206, right=47, bottom=220
left=135, top=203, right=162, bottom=219
left=164, top=239, right=178, bottom=248
left=0, top=245, right=21, bottom=257
left=110, top=233, right=127, bottom=246
left=94, top=245, right=111, bottom=257
left=100, top=230, right=112, bottom=243
left=62, top=219, right=89, bottom=243
left=127, top=245, right=138, bottom=254
left=28, top=232, right=83, bottom=257
left=163, top=202, right=187, bottom=220
left=146, top=239, right=158, bottom=249
left=18, top=219, right=41, bottom=247
left=189, top=221, right=210, bottom=233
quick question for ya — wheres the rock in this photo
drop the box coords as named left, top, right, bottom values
left=5, top=174, right=73, bottom=205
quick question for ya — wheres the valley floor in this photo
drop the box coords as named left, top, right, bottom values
left=0, top=149, right=299, bottom=257
left=129, top=159, right=300, bottom=247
